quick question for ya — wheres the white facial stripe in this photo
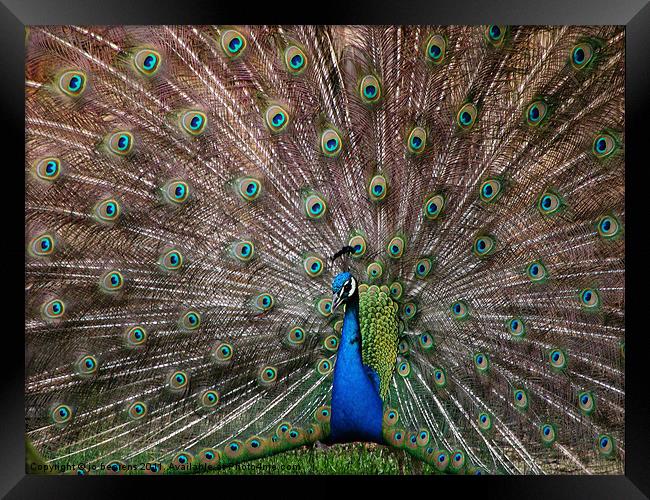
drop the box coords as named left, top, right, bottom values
left=347, top=277, right=356, bottom=296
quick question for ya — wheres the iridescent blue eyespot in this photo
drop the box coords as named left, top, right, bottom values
left=526, top=100, right=548, bottom=126
left=34, top=157, right=62, bottom=181
left=134, top=48, right=162, bottom=75
left=180, top=110, right=207, bottom=135
left=221, top=29, right=246, bottom=58
left=424, top=194, right=445, bottom=220
left=360, top=75, right=381, bottom=104
left=571, top=43, right=594, bottom=69
left=285, top=45, right=308, bottom=74
left=58, top=70, right=86, bottom=97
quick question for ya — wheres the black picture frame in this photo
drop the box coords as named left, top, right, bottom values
left=2, top=1, right=648, bottom=497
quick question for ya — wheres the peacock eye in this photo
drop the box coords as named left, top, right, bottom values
left=303, top=255, right=324, bottom=278
left=366, top=261, right=383, bottom=280
left=169, top=370, right=189, bottom=390
left=128, top=400, right=148, bottom=420
left=596, top=214, right=621, bottom=240
left=199, top=448, right=219, bottom=465
left=423, top=193, right=445, bottom=220
left=368, top=174, right=388, bottom=201
left=540, top=423, right=557, bottom=445
left=474, top=352, right=490, bottom=373
left=284, top=45, right=308, bottom=74
left=29, top=234, right=55, bottom=257
left=433, top=367, right=447, bottom=388
left=389, top=281, right=403, bottom=299
left=265, top=104, right=289, bottom=132
left=478, top=412, right=492, bottom=431
left=34, top=157, right=61, bottom=181
left=359, top=75, right=381, bottom=104
left=180, top=110, right=207, bottom=135
left=162, top=179, right=190, bottom=205
left=125, top=326, right=147, bottom=347
left=316, top=358, right=333, bottom=375
left=578, top=390, right=596, bottom=415
left=133, top=48, right=161, bottom=75
left=58, top=70, right=86, bottom=97
left=451, top=450, right=465, bottom=470
left=172, top=452, right=193, bottom=467
left=259, top=365, right=278, bottom=384
left=526, top=99, right=548, bottom=126
left=76, top=354, right=98, bottom=375
left=100, top=270, right=124, bottom=293
left=451, top=300, right=469, bottom=320
left=486, top=25, right=507, bottom=46
left=526, top=260, right=548, bottom=283
left=383, top=408, right=399, bottom=426
left=414, top=258, right=433, bottom=279
left=160, top=249, right=184, bottom=271
left=348, top=235, right=367, bottom=257
left=235, top=177, right=262, bottom=202
left=508, top=317, right=526, bottom=338
left=402, top=302, right=417, bottom=320
left=387, top=235, right=405, bottom=259
left=597, top=434, right=615, bottom=457
left=548, top=348, right=568, bottom=371
left=200, top=389, right=219, bottom=408
left=419, top=332, right=435, bottom=351
left=221, top=29, right=246, bottom=58
left=592, top=133, right=617, bottom=158
left=42, top=298, right=65, bottom=320
left=397, top=359, right=411, bottom=377
left=479, top=179, right=503, bottom=203
left=407, top=127, right=427, bottom=154
left=435, top=450, right=449, bottom=471
left=579, top=288, right=600, bottom=309
left=321, top=128, right=342, bottom=157
left=106, top=131, right=134, bottom=156
left=425, top=34, right=446, bottom=63
left=316, top=298, right=333, bottom=317
left=571, top=42, right=594, bottom=69
left=323, top=335, right=339, bottom=352
left=537, top=191, right=563, bottom=215
left=472, top=234, right=496, bottom=257
left=255, top=293, right=274, bottom=312
left=52, top=404, right=73, bottom=424
left=181, top=310, right=201, bottom=331
left=457, top=102, right=478, bottom=129
left=93, top=198, right=121, bottom=223
left=304, top=193, right=327, bottom=219
left=288, top=327, right=306, bottom=345
left=513, top=389, right=529, bottom=411
left=213, top=341, right=233, bottom=363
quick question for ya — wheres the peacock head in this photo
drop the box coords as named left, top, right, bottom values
left=331, top=272, right=358, bottom=312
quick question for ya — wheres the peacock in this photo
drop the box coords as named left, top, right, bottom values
left=25, top=24, right=625, bottom=475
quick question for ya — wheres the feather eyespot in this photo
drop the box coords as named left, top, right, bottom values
left=537, top=191, right=564, bottom=216
left=526, top=260, right=548, bottom=283
left=387, top=236, right=405, bottom=259
left=525, top=99, right=548, bottom=126
left=579, top=288, right=601, bottom=310
left=127, top=401, right=147, bottom=420
left=397, top=359, right=411, bottom=377
left=434, top=450, right=450, bottom=471
left=368, top=174, right=388, bottom=201
left=265, top=105, right=289, bottom=132
left=125, top=326, right=147, bottom=347
left=76, top=354, right=98, bottom=376
left=419, top=332, right=435, bottom=351
left=597, top=434, right=615, bottom=457
left=359, top=75, right=381, bottom=104
left=478, top=412, right=492, bottom=431
left=221, top=29, right=246, bottom=58
left=474, top=353, right=490, bottom=373
left=457, top=103, right=477, bottom=129
left=284, top=45, right=308, bottom=74
left=425, top=34, right=446, bottom=63
left=133, top=49, right=161, bottom=75
left=472, top=234, right=496, bottom=257
left=180, top=110, right=207, bottom=135
left=41, top=298, right=65, bottom=320
left=51, top=404, right=73, bottom=425
left=259, top=365, right=278, bottom=385
left=106, top=461, right=126, bottom=475
left=366, top=261, right=383, bottom=280
left=540, top=424, right=557, bottom=445
left=383, top=408, right=399, bottom=426
left=479, top=179, right=503, bottom=203
left=255, top=293, right=274, bottom=312
left=288, top=327, right=305, bottom=346
left=571, top=43, right=594, bottom=69
left=423, top=193, right=445, bottom=220
left=168, top=370, right=189, bottom=391
left=407, top=127, right=426, bottom=154
left=232, top=240, right=255, bottom=262
left=315, top=406, right=331, bottom=424
left=198, top=448, right=220, bottom=465
left=513, top=389, right=529, bottom=411
left=160, top=249, right=183, bottom=271
left=180, top=310, right=201, bottom=331
left=213, top=342, right=234, bottom=363
left=172, top=452, right=193, bottom=468
left=200, top=390, right=219, bottom=409
left=548, top=348, right=568, bottom=371
left=224, top=440, right=244, bottom=460
left=33, top=157, right=61, bottom=181
left=162, top=180, right=190, bottom=205
left=58, top=70, right=86, bottom=97
left=389, top=281, right=403, bottom=300
left=236, top=177, right=262, bottom=201
left=100, top=270, right=124, bottom=293
left=303, top=255, right=324, bottom=278
left=596, top=214, right=622, bottom=240
left=316, top=358, right=333, bottom=375
left=507, top=318, right=526, bottom=338
left=93, top=198, right=121, bottom=223
left=485, top=25, right=507, bottom=46
left=415, top=258, right=433, bottom=279
left=323, top=335, right=339, bottom=352
left=433, top=367, right=447, bottom=388
left=451, top=300, right=469, bottom=320
left=245, top=436, right=267, bottom=455
left=304, top=193, right=327, bottom=219
left=321, top=128, right=342, bottom=157
left=29, top=233, right=55, bottom=257
left=402, top=302, right=417, bottom=320
left=592, top=133, right=618, bottom=158
left=316, top=298, right=332, bottom=317
left=348, top=235, right=367, bottom=257
left=578, top=391, right=596, bottom=415
left=450, top=450, right=466, bottom=472
left=106, top=131, right=134, bottom=156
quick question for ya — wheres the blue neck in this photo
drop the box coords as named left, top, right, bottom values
left=330, top=297, right=384, bottom=443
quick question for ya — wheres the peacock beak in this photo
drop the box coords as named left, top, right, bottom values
left=331, top=292, right=344, bottom=312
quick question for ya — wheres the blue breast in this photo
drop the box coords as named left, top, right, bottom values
left=330, top=301, right=384, bottom=443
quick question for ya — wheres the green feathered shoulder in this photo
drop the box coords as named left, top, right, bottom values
left=358, top=284, right=399, bottom=400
